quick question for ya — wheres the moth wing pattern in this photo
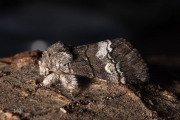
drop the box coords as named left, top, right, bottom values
left=70, top=38, right=149, bottom=84
left=110, top=38, right=149, bottom=84
left=39, top=38, right=149, bottom=91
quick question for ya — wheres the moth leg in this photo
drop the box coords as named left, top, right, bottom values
left=38, top=61, right=49, bottom=76
left=43, top=73, right=59, bottom=87
left=59, top=74, right=78, bottom=91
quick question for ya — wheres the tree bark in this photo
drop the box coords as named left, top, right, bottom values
left=0, top=39, right=179, bottom=120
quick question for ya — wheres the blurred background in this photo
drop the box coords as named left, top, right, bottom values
left=0, top=0, right=180, bottom=96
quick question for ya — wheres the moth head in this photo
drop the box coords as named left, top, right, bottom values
left=39, top=41, right=73, bottom=76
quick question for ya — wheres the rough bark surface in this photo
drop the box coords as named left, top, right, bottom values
left=0, top=39, right=180, bottom=120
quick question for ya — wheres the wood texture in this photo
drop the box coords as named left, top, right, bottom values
left=0, top=39, right=179, bottom=120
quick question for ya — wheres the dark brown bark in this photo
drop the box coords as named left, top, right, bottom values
left=0, top=39, right=179, bottom=120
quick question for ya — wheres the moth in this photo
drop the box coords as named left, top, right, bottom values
left=39, top=38, right=149, bottom=91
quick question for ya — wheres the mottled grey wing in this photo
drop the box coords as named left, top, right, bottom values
left=110, top=38, right=149, bottom=84
left=70, top=38, right=149, bottom=84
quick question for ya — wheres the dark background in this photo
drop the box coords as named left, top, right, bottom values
left=0, top=0, right=179, bottom=57
left=0, top=0, right=180, bottom=96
